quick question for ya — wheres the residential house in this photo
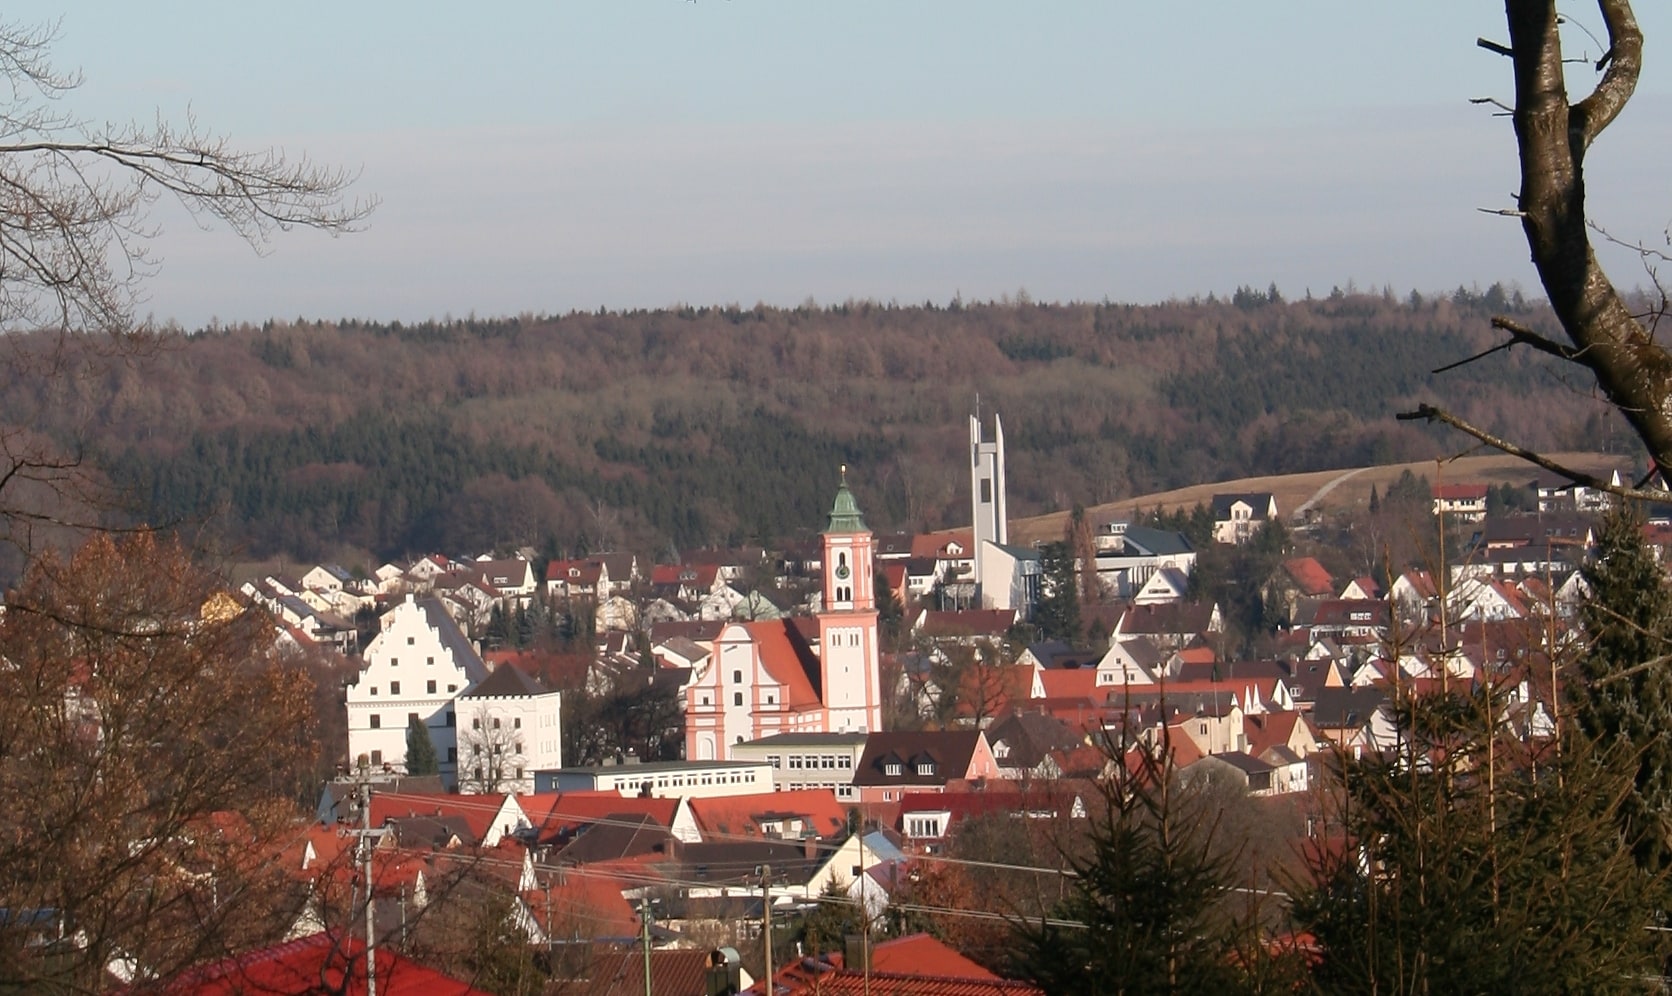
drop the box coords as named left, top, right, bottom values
left=1092, top=521, right=1198, bottom=600
left=454, top=662, right=563, bottom=795
left=1210, top=493, right=1278, bottom=545
left=850, top=730, right=1001, bottom=804
left=1432, top=483, right=1489, bottom=522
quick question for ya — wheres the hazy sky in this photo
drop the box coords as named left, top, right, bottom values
left=12, top=2, right=1672, bottom=327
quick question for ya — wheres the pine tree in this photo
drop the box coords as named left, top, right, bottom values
left=405, top=714, right=440, bottom=776
left=1571, top=502, right=1672, bottom=870
left=1295, top=683, right=1666, bottom=993
left=1034, top=541, right=1082, bottom=642
left=1015, top=728, right=1265, bottom=995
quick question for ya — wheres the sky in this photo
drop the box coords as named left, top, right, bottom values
left=10, top=2, right=1672, bottom=327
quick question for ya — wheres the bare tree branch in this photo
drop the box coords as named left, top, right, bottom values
left=1397, top=402, right=1671, bottom=501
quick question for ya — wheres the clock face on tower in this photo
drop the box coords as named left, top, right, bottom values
left=835, top=564, right=850, bottom=580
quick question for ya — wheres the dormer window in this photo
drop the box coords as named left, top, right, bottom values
left=885, top=762, right=902, bottom=777
left=917, top=761, right=936, bottom=776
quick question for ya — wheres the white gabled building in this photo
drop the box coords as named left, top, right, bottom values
left=455, top=663, right=563, bottom=796
left=345, top=595, right=490, bottom=786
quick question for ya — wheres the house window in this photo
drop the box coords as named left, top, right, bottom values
left=407, top=637, right=415, bottom=645
left=514, top=718, right=522, bottom=729
left=885, top=762, right=902, bottom=776
left=493, top=718, right=501, bottom=730
left=408, top=712, right=420, bottom=727
left=447, top=684, right=457, bottom=693
left=733, top=670, right=743, bottom=684
left=515, top=766, right=524, bottom=780
left=767, top=755, right=781, bottom=768
left=917, top=762, right=936, bottom=776
left=446, top=711, right=456, bottom=727
left=474, top=767, right=484, bottom=781
left=734, top=692, right=744, bottom=706
left=427, top=680, right=437, bottom=694
left=789, top=756, right=803, bottom=769
left=371, top=750, right=382, bottom=765
left=822, top=756, right=836, bottom=769
left=516, top=742, right=523, bottom=754
left=838, top=756, right=852, bottom=769
left=390, top=658, right=398, bottom=667
left=390, top=681, right=401, bottom=695
left=472, top=717, right=481, bottom=731
left=427, top=656, right=435, bottom=666
left=369, top=715, right=380, bottom=729
left=447, top=748, right=457, bottom=763
left=370, top=686, right=378, bottom=696
left=1199, top=723, right=1208, bottom=736
left=701, top=695, right=710, bottom=706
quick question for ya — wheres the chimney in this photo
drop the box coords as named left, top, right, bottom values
left=842, top=935, right=869, bottom=972
left=803, top=835, right=818, bottom=861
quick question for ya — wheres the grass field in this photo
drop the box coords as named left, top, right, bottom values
left=1009, top=451, right=1631, bottom=546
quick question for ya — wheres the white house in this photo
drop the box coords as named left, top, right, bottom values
left=455, top=663, right=563, bottom=796
left=345, top=595, right=490, bottom=786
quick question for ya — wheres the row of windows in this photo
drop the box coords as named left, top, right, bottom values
left=367, top=710, right=457, bottom=730
left=369, top=746, right=459, bottom=766
left=471, top=716, right=522, bottom=731
left=766, top=753, right=852, bottom=770
left=367, top=680, right=455, bottom=696
left=881, top=761, right=937, bottom=776
left=385, top=653, right=437, bottom=666
left=640, top=770, right=760, bottom=789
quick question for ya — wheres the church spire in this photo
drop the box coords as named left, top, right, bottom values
left=826, top=468, right=868, bottom=534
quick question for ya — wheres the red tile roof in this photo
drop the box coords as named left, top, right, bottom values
left=866, top=933, right=999, bottom=979
left=688, top=789, right=849, bottom=839
left=1034, top=667, right=1098, bottom=702
left=153, top=932, right=490, bottom=995
left=517, top=792, right=682, bottom=845
left=1281, top=557, right=1335, bottom=597
left=911, top=530, right=976, bottom=559
left=744, top=620, right=822, bottom=709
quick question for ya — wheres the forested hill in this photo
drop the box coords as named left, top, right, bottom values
left=3, top=286, right=1625, bottom=562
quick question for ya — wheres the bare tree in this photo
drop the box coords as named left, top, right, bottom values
left=458, top=707, right=529, bottom=795
left=0, top=18, right=372, bottom=560
left=1402, top=2, right=1672, bottom=497
left=0, top=533, right=317, bottom=990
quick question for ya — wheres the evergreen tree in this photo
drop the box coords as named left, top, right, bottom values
left=1294, top=683, right=1667, bottom=992
left=1034, top=541, right=1081, bottom=642
left=405, top=714, right=440, bottom=776
left=1571, top=502, right=1672, bottom=871
left=1015, top=729, right=1268, bottom=995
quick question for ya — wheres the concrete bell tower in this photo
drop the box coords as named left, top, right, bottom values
left=971, top=413, right=1008, bottom=606
left=818, top=467, right=881, bottom=732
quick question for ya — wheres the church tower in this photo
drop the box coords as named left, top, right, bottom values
left=971, top=413, right=1008, bottom=606
left=818, top=468, right=882, bottom=733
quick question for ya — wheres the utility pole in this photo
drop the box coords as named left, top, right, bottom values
left=640, top=897, right=653, bottom=996
left=357, top=764, right=378, bottom=996
left=760, top=864, right=773, bottom=994
left=859, top=830, right=871, bottom=996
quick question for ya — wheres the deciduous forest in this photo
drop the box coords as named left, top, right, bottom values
left=2, top=284, right=1629, bottom=565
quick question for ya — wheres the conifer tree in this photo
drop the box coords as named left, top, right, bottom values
left=1015, top=729, right=1265, bottom=996
left=1034, top=540, right=1081, bottom=642
left=405, top=714, right=440, bottom=776
left=1295, top=683, right=1667, bottom=993
left=1571, top=502, right=1672, bottom=871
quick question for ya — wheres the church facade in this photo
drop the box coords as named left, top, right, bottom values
left=684, top=476, right=883, bottom=761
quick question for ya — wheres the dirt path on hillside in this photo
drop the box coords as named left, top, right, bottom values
left=1294, top=467, right=1371, bottom=518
